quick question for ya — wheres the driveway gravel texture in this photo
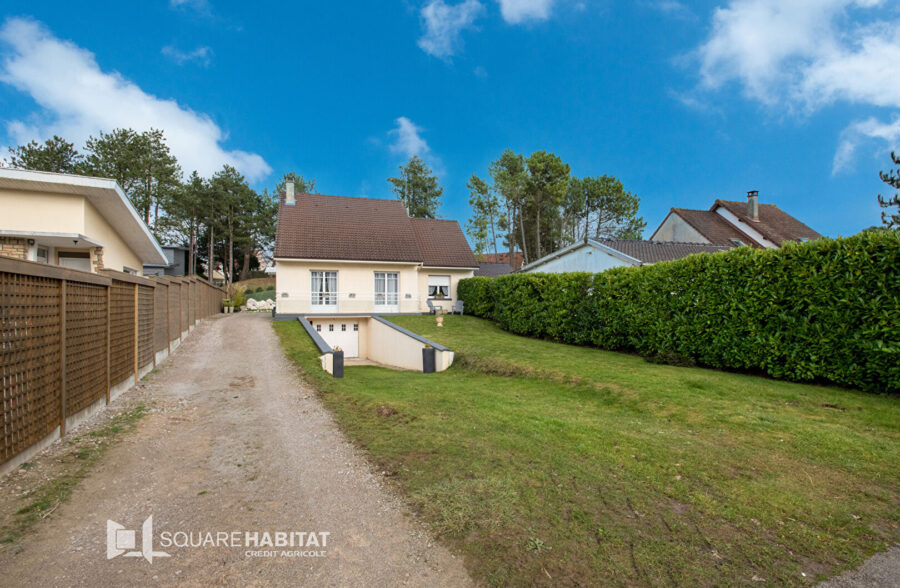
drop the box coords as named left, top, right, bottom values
left=0, top=312, right=472, bottom=586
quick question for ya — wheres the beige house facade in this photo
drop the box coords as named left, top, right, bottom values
left=273, top=186, right=477, bottom=316
left=0, top=168, right=166, bottom=274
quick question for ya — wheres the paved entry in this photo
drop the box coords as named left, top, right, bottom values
left=311, top=318, right=360, bottom=357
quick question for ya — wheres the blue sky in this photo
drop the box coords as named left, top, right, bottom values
left=1, top=1, right=898, bottom=239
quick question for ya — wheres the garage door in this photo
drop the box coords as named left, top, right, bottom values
left=313, top=320, right=359, bottom=358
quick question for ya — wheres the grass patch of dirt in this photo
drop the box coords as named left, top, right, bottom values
left=0, top=403, right=148, bottom=546
left=274, top=315, right=900, bottom=586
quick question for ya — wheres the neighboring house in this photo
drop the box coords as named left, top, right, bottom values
left=274, top=184, right=477, bottom=315
left=0, top=168, right=166, bottom=274
left=651, top=191, right=821, bottom=249
left=475, top=262, right=515, bottom=277
left=480, top=251, right=524, bottom=270
left=143, top=245, right=190, bottom=277
left=522, top=238, right=730, bottom=273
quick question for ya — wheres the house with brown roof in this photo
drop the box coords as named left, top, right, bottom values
left=651, top=191, right=821, bottom=248
left=521, top=238, right=730, bottom=273
left=273, top=183, right=477, bottom=317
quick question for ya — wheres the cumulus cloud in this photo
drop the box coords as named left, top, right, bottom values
left=388, top=117, right=431, bottom=159
left=833, top=116, right=900, bottom=174
left=496, top=0, right=555, bottom=24
left=694, top=0, right=900, bottom=171
left=418, top=0, right=484, bottom=60
left=0, top=18, right=270, bottom=181
left=161, top=44, right=213, bottom=66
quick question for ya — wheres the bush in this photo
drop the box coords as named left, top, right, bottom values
left=457, top=232, right=900, bottom=392
left=254, top=286, right=264, bottom=293
left=265, top=284, right=275, bottom=291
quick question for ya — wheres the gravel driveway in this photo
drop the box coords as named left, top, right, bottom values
left=0, top=313, right=471, bottom=586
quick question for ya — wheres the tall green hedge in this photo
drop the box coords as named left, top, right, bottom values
left=458, top=231, right=900, bottom=392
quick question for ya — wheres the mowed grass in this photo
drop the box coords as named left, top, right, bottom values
left=273, top=315, right=900, bottom=586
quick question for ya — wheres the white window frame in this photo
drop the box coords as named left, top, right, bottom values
left=374, top=272, right=399, bottom=312
left=311, top=271, right=338, bottom=310
left=427, top=275, right=450, bottom=299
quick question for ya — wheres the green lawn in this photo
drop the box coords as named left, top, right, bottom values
left=273, top=315, right=899, bottom=586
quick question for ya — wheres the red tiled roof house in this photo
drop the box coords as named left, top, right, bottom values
left=651, top=191, right=821, bottom=249
left=273, top=184, right=477, bottom=316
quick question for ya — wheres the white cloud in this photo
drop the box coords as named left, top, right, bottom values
left=0, top=18, right=270, bottom=181
left=418, top=0, right=484, bottom=60
left=161, top=44, right=213, bottom=66
left=496, top=0, right=555, bottom=24
left=833, top=116, right=900, bottom=173
left=646, top=1, right=694, bottom=20
left=388, top=117, right=431, bottom=159
left=694, top=0, right=900, bottom=171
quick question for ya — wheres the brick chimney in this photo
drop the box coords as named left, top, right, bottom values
left=285, top=179, right=295, bottom=205
left=747, top=190, right=759, bottom=222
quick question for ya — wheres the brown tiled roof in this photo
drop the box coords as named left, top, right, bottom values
left=410, top=218, right=478, bottom=268
left=480, top=252, right=524, bottom=270
left=274, top=193, right=476, bottom=267
left=713, top=200, right=821, bottom=246
left=475, top=262, right=515, bottom=277
left=598, top=239, right=731, bottom=264
left=274, top=193, right=422, bottom=263
left=670, top=208, right=761, bottom=248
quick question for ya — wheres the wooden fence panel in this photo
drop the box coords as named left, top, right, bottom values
left=153, top=281, right=168, bottom=353
left=109, top=280, right=135, bottom=386
left=0, top=272, right=62, bottom=463
left=2, top=259, right=224, bottom=467
left=180, top=280, right=189, bottom=333
left=168, top=281, right=180, bottom=341
left=188, top=280, right=195, bottom=326
left=137, top=285, right=154, bottom=369
left=64, top=282, right=108, bottom=416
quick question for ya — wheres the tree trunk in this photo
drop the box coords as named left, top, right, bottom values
left=208, top=226, right=214, bottom=285
left=188, top=217, right=195, bottom=276
left=518, top=205, right=529, bottom=265
left=535, top=201, right=541, bottom=260
left=507, top=204, right=515, bottom=270
left=240, top=249, right=251, bottom=282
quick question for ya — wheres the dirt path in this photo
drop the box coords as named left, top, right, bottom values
left=0, top=313, right=472, bottom=586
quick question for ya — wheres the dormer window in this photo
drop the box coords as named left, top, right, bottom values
left=728, top=238, right=745, bottom=247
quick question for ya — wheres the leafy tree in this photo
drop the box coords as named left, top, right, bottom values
left=210, top=165, right=257, bottom=288
left=878, top=152, right=900, bottom=229
left=387, top=155, right=443, bottom=218
left=238, top=189, right=278, bottom=281
left=465, top=176, right=491, bottom=256
left=6, top=136, right=83, bottom=173
left=524, top=151, right=570, bottom=260
left=566, top=175, right=645, bottom=242
left=161, top=171, right=210, bottom=275
left=489, top=150, right=529, bottom=265
left=83, top=128, right=181, bottom=234
left=275, top=171, right=317, bottom=196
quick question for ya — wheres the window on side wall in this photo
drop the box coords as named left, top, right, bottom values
left=36, top=246, right=49, bottom=264
left=427, top=275, right=450, bottom=298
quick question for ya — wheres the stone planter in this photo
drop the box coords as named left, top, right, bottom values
left=435, top=314, right=444, bottom=327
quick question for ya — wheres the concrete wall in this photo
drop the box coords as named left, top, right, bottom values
left=415, top=268, right=475, bottom=313
left=366, top=318, right=453, bottom=372
left=0, top=188, right=144, bottom=275
left=83, top=199, right=144, bottom=273
left=524, top=244, right=630, bottom=274
left=651, top=213, right=710, bottom=244
left=276, top=260, right=474, bottom=315
left=0, top=189, right=85, bottom=234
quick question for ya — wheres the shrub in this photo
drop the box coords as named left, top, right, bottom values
left=457, top=232, right=900, bottom=392
left=266, top=284, right=275, bottom=291
left=254, top=286, right=264, bottom=293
